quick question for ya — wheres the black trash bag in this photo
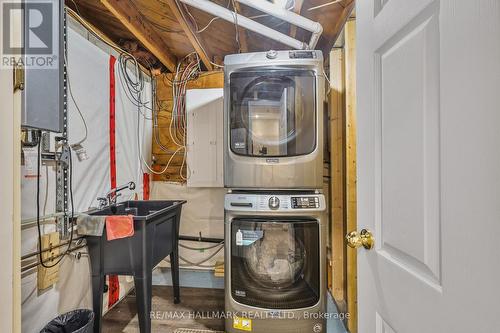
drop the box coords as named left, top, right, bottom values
left=40, top=309, right=95, bottom=333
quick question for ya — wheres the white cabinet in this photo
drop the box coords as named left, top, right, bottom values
left=186, top=88, right=224, bottom=187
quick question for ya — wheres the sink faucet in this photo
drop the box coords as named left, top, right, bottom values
left=97, top=181, right=136, bottom=208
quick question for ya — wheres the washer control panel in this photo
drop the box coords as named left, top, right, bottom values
left=225, top=193, right=325, bottom=212
left=291, top=196, right=320, bottom=209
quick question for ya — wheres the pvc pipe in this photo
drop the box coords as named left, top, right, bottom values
left=178, top=0, right=308, bottom=50
left=236, top=0, right=323, bottom=49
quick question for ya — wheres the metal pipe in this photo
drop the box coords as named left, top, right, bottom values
left=235, top=0, right=323, bottom=49
left=179, top=235, right=224, bottom=244
left=178, top=0, right=308, bottom=50
left=22, top=212, right=66, bottom=225
left=21, top=237, right=85, bottom=261
left=21, top=244, right=87, bottom=273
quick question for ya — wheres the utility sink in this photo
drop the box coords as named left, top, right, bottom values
left=90, top=200, right=184, bottom=219
left=85, top=200, right=186, bottom=333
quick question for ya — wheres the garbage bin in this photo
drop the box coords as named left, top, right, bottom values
left=40, top=309, right=94, bottom=333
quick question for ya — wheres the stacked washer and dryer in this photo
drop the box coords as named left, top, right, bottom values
left=223, top=50, right=327, bottom=333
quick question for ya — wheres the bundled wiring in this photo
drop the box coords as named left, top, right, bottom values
left=67, top=7, right=222, bottom=179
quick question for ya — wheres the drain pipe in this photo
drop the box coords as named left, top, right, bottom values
left=178, top=0, right=308, bottom=50
left=235, top=0, right=323, bottom=49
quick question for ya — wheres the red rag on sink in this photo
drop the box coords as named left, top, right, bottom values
left=105, top=215, right=134, bottom=241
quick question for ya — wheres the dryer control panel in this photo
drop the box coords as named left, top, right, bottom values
left=291, top=196, right=320, bottom=209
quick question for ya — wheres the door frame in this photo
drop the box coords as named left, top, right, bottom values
left=0, top=65, right=22, bottom=331
left=329, top=18, right=357, bottom=333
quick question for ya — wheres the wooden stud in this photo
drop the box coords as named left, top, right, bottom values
left=165, top=0, right=213, bottom=70
left=100, top=0, right=177, bottom=72
left=329, top=48, right=347, bottom=313
left=345, top=19, right=357, bottom=333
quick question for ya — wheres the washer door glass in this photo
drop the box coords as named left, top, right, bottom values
left=229, top=69, right=316, bottom=157
left=231, top=218, right=320, bottom=309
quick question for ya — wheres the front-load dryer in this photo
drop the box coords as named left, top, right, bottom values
left=224, top=192, right=327, bottom=333
left=224, top=50, right=326, bottom=189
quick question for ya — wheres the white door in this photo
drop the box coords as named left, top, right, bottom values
left=356, top=0, right=500, bottom=332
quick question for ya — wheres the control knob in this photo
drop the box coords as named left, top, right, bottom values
left=268, top=196, right=280, bottom=210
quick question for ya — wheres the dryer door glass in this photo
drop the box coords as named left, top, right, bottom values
left=229, top=69, right=316, bottom=157
left=231, top=218, right=320, bottom=309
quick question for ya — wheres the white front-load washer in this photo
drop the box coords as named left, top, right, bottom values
left=224, top=191, right=327, bottom=333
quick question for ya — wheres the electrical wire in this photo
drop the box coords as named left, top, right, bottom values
left=230, top=0, right=241, bottom=53
left=323, top=67, right=332, bottom=88
left=70, top=0, right=82, bottom=16
left=196, top=16, right=220, bottom=33
left=65, top=53, right=88, bottom=146
left=43, top=164, right=49, bottom=217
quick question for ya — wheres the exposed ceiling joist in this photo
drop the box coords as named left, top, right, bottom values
left=321, top=0, right=355, bottom=55
left=166, top=0, right=213, bottom=70
left=100, top=0, right=177, bottom=72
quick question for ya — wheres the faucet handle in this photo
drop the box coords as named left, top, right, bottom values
left=97, top=197, right=108, bottom=208
left=107, top=192, right=122, bottom=205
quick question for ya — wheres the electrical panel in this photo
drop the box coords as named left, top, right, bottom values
left=21, top=0, right=65, bottom=133
left=186, top=88, right=224, bottom=188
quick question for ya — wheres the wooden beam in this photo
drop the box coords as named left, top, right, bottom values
left=166, top=0, right=213, bottom=70
left=345, top=19, right=357, bottom=333
left=100, top=0, right=177, bottom=72
left=233, top=1, right=249, bottom=52
left=290, top=0, right=304, bottom=38
left=322, top=0, right=355, bottom=56
left=329, top=48, right=347, bottom=313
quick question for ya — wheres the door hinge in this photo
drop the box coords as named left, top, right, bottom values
left=13, top=65, right=24, bottom=92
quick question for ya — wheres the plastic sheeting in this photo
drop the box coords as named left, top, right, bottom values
left=151, top=182, right=225, bottom=269
left=21, top=24, right=153, bottom=333
left=114, top=59, right=153, bottom=200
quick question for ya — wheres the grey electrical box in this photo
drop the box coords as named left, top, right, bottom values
left=21, top=0, right=65, bottom=133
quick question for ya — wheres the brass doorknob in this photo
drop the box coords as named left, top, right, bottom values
left=346, top=229, right=375, bottom=250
